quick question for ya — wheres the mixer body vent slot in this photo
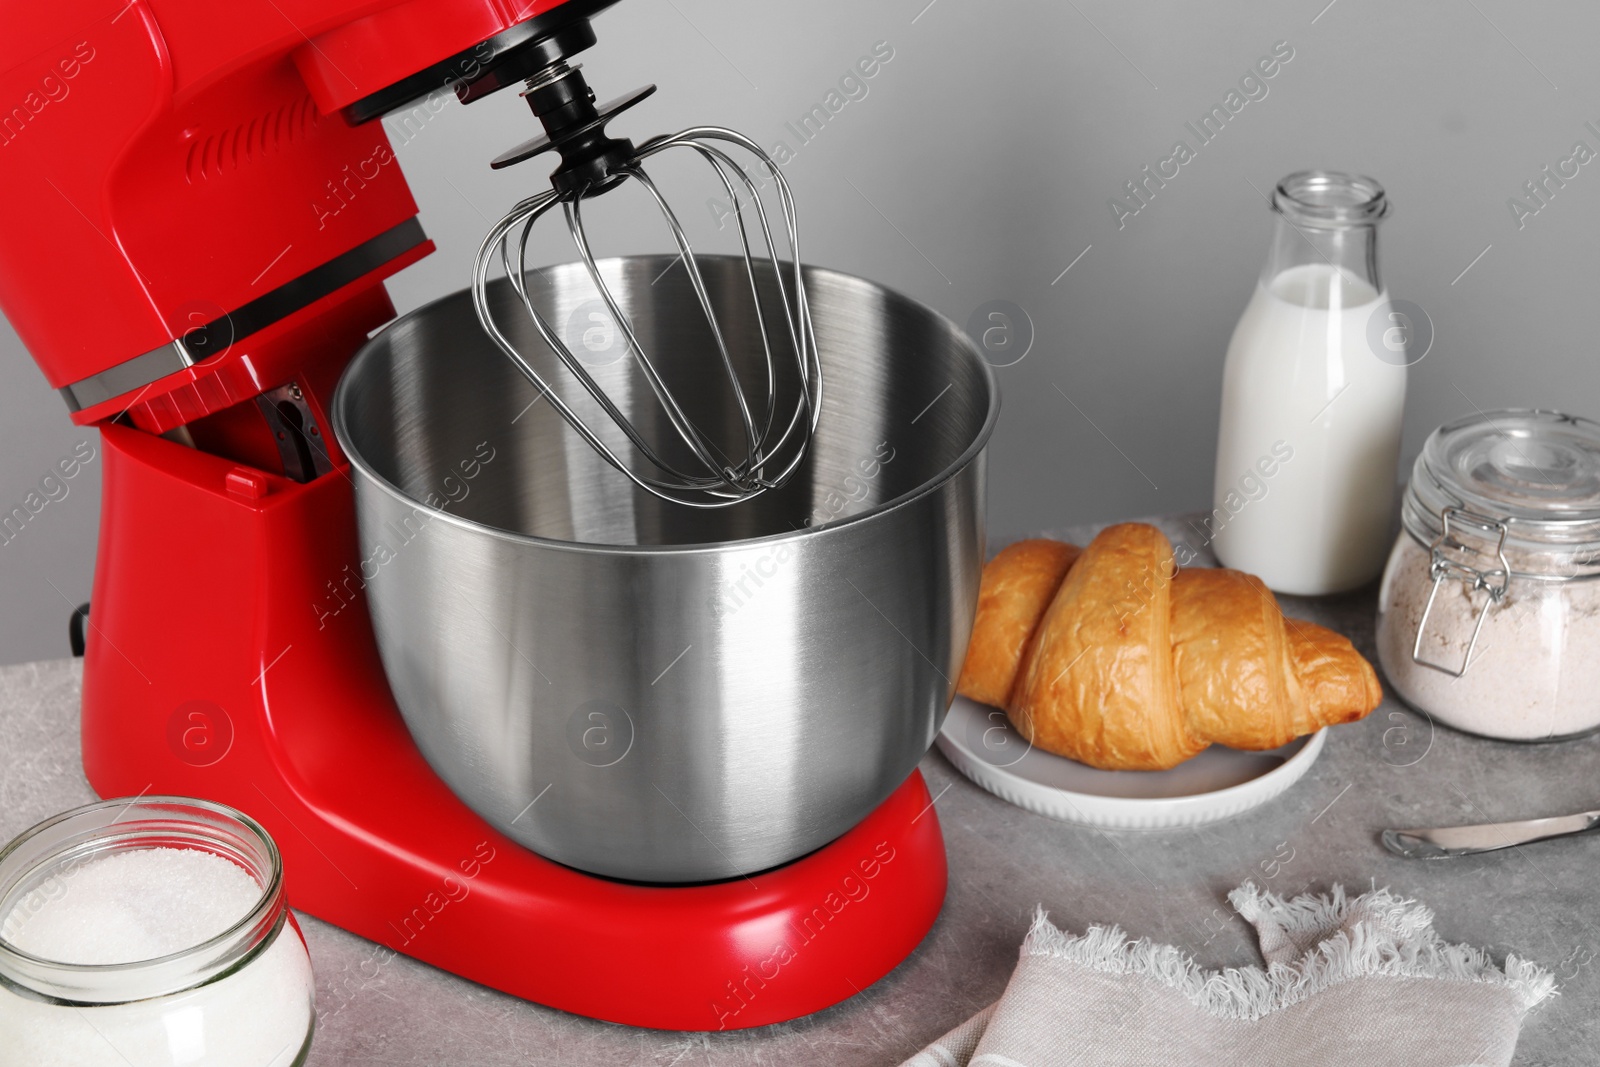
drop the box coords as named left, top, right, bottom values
left=184, top=95, right=321, bottom=183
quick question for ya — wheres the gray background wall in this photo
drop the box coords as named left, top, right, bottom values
left=3, top=0, right=1598, bottom=664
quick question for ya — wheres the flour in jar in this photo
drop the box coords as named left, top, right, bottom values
left=1376, top=536, right=1600, bottom=740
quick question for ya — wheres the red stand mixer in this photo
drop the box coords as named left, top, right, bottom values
left=0, top=0, right=992, bottom=1030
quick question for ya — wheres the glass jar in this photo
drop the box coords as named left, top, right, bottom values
left=0, top=797, right=316, bottom=1067
left=1212, top=170, right=1407, bottom=595
left=1376, top=409, right=1600, bottom=740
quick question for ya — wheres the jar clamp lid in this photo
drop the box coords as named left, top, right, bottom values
left=1402, top=409, right=1600, bottom=676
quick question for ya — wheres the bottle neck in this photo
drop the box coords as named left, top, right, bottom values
left=1261, top=171, right=1387, bottom=308
left=1260, top=215, right=1383, bottom=305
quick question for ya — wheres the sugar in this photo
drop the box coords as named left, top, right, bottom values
left=6, top=847, right=262, bottom=964
left=0, top=846, right=314, bottom=1066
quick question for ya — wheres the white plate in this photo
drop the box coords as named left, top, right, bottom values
left=936, top=696, right=1326, bottom=829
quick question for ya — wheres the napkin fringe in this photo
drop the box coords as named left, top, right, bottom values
left=1024, top=883, right=1555, bottom=1022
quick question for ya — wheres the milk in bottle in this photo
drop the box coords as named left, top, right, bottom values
left=1210, top=172, right=1407, bottom=595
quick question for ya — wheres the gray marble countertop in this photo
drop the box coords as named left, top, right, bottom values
left=2, top=538, right=1596, bottom=1065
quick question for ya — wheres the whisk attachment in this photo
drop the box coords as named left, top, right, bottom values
left=472, top=54, right=821, bottom=509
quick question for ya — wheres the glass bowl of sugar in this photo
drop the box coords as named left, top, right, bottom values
left=0, top=796, right=315, bottom=1067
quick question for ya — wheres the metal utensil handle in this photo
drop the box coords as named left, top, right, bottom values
left=1383, top=809, right=1600, bottom=858
left=1411, top=506, right=1511, bottom=678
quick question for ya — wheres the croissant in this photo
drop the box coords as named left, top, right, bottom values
left=955, top=539, right=1081, bottom=708
left=960, top=523, right=1381, bottom=771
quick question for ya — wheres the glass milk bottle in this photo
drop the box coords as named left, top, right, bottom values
left=1211, top=171, right=1406, bottom=594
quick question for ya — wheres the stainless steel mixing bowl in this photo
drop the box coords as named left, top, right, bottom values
left=333, top=255, right=996, bottom=882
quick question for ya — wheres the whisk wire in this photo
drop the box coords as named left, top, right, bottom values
left=640, top=128, right=823, bottom=491
left=623, top=165, right=762, bottom=479
left=667, top=128, right=822, bottom=463
left=472, top=127, right=821, bottom=508
left=672, top=146, right=783, bottom=458
left=475, top=196, right=699, bottom=494
left=507, top=207, right=727, bottom=492
left=497, top=191, right=732, bottom=491
left=666, top=135, right=818, bottom=480
left=564, top=189, right=746, bottom=484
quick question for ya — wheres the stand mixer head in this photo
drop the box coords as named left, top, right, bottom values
left=473, top=43, right=822, bottom=508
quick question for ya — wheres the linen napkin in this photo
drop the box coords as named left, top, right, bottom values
left=903, top=882, right=1555, bottom=1067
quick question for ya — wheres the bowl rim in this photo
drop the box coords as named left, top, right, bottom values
left=332, top=254, right=1000, bottom=556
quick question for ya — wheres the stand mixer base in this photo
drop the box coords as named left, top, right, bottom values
left=79, top=420, right=946, bottom=1030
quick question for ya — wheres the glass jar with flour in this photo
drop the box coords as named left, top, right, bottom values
left=0, top=797, right=315, bottom=1067
left=1376, top=409, right=1600, bottom=740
